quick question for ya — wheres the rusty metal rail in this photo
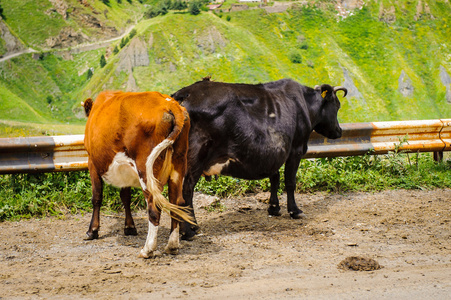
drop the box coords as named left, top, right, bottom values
left=0, top=119, right=450, bottom=174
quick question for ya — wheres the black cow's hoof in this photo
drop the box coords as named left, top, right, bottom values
left=85, top=230, right=99, bottom=240
left=181, top=228, right=197, bottom=241
left=289, top=211, right=306, bottom=219
left=124, top=227, right=138, bottom=236
left=268, top=205, right=281, bottom=217
left=180, top=220, right=199, bottom=241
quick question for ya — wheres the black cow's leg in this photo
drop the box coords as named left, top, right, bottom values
left=120, top=187, right=138, bottom=236
left=267, top=171, right=282, bottom=216
left=180, top=172, right=202, bottom=240
left=284, top=154, right=305, bottom=219
left=86, top=165, right=103, bottom=240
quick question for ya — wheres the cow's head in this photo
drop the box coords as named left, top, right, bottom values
left=313, top=84, right=347, bottom=139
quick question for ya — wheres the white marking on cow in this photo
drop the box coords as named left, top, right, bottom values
left=102, top=152, right=143, bottom=189
left=165, top=97, right=172, bottom=101
left=204, top=158, right=236, bottom=176
left=140, top=221, right=158, bottom=258
left=165, top=225, right=180, bottom=253
left=269, top=113, right=276, bottom=118
left=170, top=170, right=181, bottom=184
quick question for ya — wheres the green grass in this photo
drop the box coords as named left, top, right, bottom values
left=1, top=152, right=449, bottom=221
left=0, top=123, right=48, bottom=137
left=0, top=81, right=48, bottom=123
left=0, top=121, right=85, bottom=136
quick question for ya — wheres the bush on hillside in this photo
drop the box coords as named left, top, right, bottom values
left=99, top=54, right=107, bottom=68
left=189, top=0, right=201, bottom=15
left=144, top=4, right=168, bottom=19
left=87, top=68, right=93, bottom=80
left=290, top=51, right=302, bottom=64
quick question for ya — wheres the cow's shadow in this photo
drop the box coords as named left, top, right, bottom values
left=105, top=192, right=343, bottom=256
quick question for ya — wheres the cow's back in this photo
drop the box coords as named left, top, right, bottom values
left=84, top=91, right=178, bottom=173
left=172, top=79, right=307, bottom=179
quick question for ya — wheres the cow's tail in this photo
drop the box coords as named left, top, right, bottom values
left=145, top=104, right=194, bottom=225
left=81, top=98, right=93, bottom=117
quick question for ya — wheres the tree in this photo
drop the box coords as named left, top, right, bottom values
left=100, top=54, right=107, bottom=68
left=129, top=28, right=137, bottom=39
left=113, top=46, right=119, bottom=54
left=87, top=68, right=93, bottom=80
left=172, top=0, right=187, bottom=10
left=188, top=0, right=200, bottom=15
left=120, top=37, right=130, bottom=48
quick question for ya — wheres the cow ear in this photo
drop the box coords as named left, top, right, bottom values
left=320, top=84, right=333, bottom=101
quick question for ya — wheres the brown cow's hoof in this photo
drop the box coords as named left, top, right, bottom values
left=85, top=230, right=99, bottom=240
left=138, top=249, right=161, bottom=259
left=164, top=246, right=179, bottom=255
left=289, top=211, right=306, bottom=219
left=124, top=227, right=138, bottom=236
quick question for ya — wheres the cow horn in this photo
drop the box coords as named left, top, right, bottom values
left=333, top=86, right=347, bottom=97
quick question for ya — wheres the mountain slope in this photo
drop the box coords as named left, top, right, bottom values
left=0, top=0, right=450, bottom=133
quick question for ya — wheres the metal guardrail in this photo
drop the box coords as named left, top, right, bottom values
left=305, top=119, right=451, bottom=158
left=0, top=119, right=450, bottom=174
left=0, top=135, right=86, bottom=174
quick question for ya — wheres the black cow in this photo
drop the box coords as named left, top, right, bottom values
left=172, top=78, right=347, bottom=239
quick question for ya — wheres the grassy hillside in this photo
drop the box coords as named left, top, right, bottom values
left=81, top=2, right=451, bottom=123
left=0, top=0, right=144, bottom=49
left=0, top=0, right=450, bottom=135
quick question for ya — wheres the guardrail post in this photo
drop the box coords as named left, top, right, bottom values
left=433, top=151, right=443, bottom=162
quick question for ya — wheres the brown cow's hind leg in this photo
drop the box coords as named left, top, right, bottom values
left=120, top=187, right=138, bottom=236
left=86, top=166, right=103, bottom=240
left=164, top=174, right=184, bottom=254
left=139, top=192, right=161, bottom=258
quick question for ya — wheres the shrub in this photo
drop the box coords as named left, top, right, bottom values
left=129, top=28, right=137, bottom=39
left=188, top=0, right=201, bottom=15
left=99, top=54, right=106, bottom=68
left=290, top=51, right=302, bottom=64
left=86, top=68, right=93, bottom=80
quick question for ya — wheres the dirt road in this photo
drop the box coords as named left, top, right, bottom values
left=1, top=189, right=450, bottom=299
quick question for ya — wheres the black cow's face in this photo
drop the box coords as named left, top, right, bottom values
left=313, top=85, right=347, bottom=139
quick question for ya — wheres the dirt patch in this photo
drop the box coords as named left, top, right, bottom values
left=1, top=189, right=450, bottom=298
left=338, top=256, right=381, bottom=271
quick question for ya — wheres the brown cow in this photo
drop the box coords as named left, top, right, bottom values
left=83, top=91, right=193, bottom=258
